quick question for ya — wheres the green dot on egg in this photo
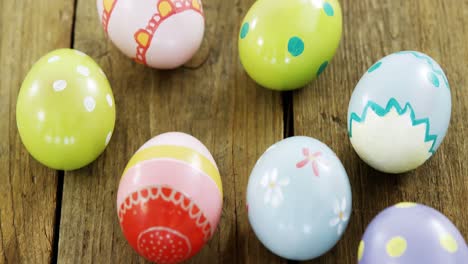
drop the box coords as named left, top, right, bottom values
left=288, top=36, right=304, bottom=57
left=240, top=22, right=250, bottom=39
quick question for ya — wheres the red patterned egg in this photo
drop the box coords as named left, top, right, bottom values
left=117, top=132, right=223, bottom=263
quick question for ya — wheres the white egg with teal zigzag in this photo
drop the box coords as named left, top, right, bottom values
left=347, top=51, right=451, bottom=173
left=350, top=98, right=437, bottom=173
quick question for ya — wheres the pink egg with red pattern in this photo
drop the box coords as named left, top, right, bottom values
left=97, top=0, right=204, bottom=69
left=117, top=132, right=222, bottom=263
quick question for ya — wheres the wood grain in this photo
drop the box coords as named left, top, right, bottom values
left=1, top=0, right=467, bottom=263
left=293, top=0, right=468, bottom=263
left=57, top=0, right=285, bottom=263
left=0, top=0, right=74, bottom=263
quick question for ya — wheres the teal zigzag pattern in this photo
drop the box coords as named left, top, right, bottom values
left=397, top=51, right=450, bottom=89
left=348, top=98, right=437, bottom=154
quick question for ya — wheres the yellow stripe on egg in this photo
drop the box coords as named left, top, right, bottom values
left=122, top=145, right=222, bottom=195
left=103, top=0, right=115, bottom=12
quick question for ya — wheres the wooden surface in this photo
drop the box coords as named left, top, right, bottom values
left=1, top=0, right=467, bottom=263
left=0, top=0, right=74, bottom=263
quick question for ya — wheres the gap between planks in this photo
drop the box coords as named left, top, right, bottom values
left=51, top=171, right=64, bottom=264
left=50, top=0, right=78, bottom=263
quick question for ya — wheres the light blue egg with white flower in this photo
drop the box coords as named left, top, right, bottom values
left=246, top=136, right=352, bottom=261
left=348, top=51, right=451, bottom=174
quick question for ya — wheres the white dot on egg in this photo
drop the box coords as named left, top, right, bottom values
left=75, top=50, right=86, bottom=56
left=77, top=65, right=90, bottom=77
left=106, top=94, right=113, bottom=107
left=105, top=131, right=112, bottom=146
left=84, top=96, right=96, bottom=112
left=99, top=68, right=106, bottom=77
left=48, top=56, right=60, bottom=63
left=53, top=80, right=67, bottom=92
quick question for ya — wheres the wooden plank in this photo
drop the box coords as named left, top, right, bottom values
left=58, top=0, right=286, bottom=263
left=0, top=0, right=75, bottom=263
left=293, top=0, right=468, bottom=263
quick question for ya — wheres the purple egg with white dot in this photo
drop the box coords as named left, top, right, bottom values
left=358, top=203, right=468, bottom=264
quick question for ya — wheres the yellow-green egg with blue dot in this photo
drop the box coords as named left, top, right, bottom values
left=358, top=203, right=468, bottom=263
left=238, top=0, right=342, bottom=90
left=16, top=49, right=116, bottom=170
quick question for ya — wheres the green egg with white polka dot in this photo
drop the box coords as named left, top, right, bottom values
left=16, top=49, right=116, bottom=170
left=238, top=0, right=342, bottom=90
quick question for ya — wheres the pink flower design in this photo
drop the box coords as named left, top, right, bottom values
left=296, top=148, right=323, bottom=177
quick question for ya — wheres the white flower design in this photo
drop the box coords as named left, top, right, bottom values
left=260, top=169, right=289, bottom=208
left=329, top=197, right=349, bottom=235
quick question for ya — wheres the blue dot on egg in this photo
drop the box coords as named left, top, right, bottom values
left=427, top=71, right=440, bottom=87
left=323, top=2, right=334, bottom=16
left=288, top=37, right=304, bottom=57
left=240, top=22, right=249, bottom=39
left=368, top=61, right=382, bottom=73
left=317, top=61, right=329, bottom=76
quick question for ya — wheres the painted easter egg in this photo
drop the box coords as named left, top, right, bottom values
left=358, top=203, right=468, bottom=263
left=16, top=49, right=115, bottom=170
left=238, top=0, right=342, bottom=90
left=246, top=136, right=352, bottom=260
left=117, top=132, right=223, bottom=263
left=97, top=0, right=204, bottom=69
left=348, top=51, right=451, bottom=173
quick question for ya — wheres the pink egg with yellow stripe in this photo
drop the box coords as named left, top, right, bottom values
left=97, top=0, right=204, bottom=69
left=117, top=132, right=222, bottom=264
